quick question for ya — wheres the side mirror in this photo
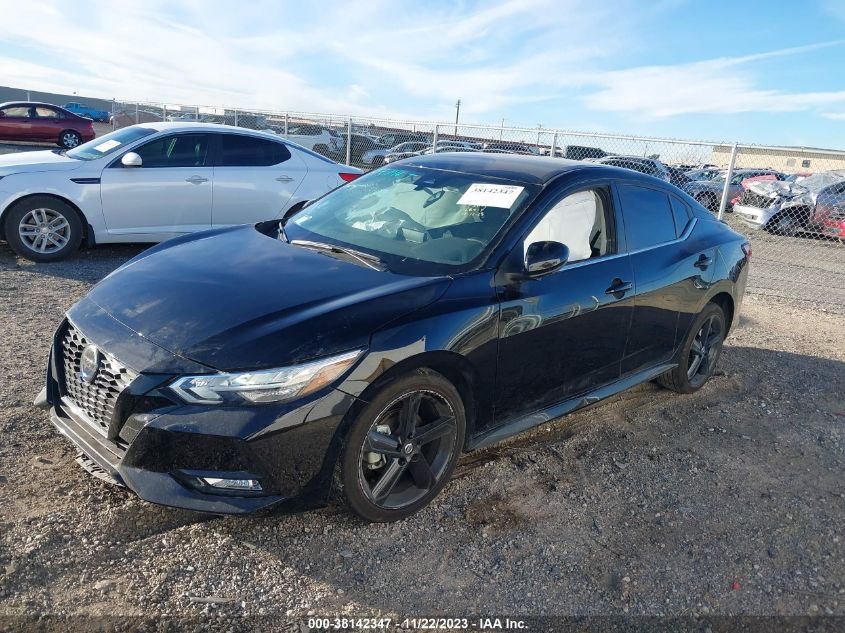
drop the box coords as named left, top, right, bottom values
left=121, top=152, right=142, bottom=167
left=524, top=241, right=569, bottom=275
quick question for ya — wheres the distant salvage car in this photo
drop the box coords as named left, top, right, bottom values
left=683, top=169, right=785, bottom=212
left=732, top=171, right=845, bottom=237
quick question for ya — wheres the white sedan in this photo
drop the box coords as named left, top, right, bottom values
left=0, top=122, right=362, bottom=261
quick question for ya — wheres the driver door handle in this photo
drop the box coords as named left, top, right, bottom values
left=276, top=175, right=294, bottom=182
left=185, top=175, right=208, bottom=184
left=605, top=278, right=633, bottom=296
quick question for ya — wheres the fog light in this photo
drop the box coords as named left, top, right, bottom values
left=201, top=477, right=263, bottom=492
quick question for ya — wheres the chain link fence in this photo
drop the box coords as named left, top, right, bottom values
left=106, top=100, right=845, bottom=309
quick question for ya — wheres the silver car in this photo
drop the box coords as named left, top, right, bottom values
left=0, top=122, right=361, bottom=261
left=683, top=169, right=784, bottom=212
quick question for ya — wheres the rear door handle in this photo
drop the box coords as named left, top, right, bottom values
left=276, top=175, right=294, bottom=182
left=185, top=176, right=208, bottom=184
left=605, top=278, right=633, bottom=296
left=694, top=254, right=713, bottom=270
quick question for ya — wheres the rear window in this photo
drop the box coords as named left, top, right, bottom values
left=217, top=134, right=290, bottom=167
left=669, top=196, right=692, bottom=237
left=618, top=184, right=677, bottom=250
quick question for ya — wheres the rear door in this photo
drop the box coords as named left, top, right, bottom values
left=616, top=182, right=717, bottom=376
left=32, top=106, right=66, bottom=141
left=211, top=133, right=307, bottom=226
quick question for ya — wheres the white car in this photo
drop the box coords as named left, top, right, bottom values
left=0, top=122, right=362, bottom=261
left=282, top=124, right=344, bottom=156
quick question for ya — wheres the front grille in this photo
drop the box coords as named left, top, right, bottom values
left=60, top=322, right=137, bottom=436
left=740, top=190, right=776, bottom=209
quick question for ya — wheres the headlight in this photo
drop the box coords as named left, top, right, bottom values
left=170, top=349, right=363, bottom=405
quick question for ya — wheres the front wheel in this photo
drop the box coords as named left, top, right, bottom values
left=657, top=302, right=726, bottom=394
left=335, top=370, right=465, bottom=522
left=4, top=196, right=83, bottom=262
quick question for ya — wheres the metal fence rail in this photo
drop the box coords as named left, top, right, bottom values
left=107, top=99, right=845, bottom=309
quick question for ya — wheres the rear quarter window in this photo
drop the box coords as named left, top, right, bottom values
left=618, top=184, right=677, bottom=250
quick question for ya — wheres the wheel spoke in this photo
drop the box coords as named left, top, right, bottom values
left=408, top=456, right=435, bottom=490
left=48, top=217, right=68, bottom=230
left=399, top=392, right=422, bottom=438
left=414, top=415, right=456, bottom=447
left=689, top=339, right=705, bottom=358
left=370, top=459, right=407, bottom=501
left=365, top=430, right=403, bottom=458
left=687, top=353, right=704, bottom=378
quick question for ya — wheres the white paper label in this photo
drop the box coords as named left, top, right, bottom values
left=94, top=139, right=121, bottom=152
left=458, top=183, right=524, bottom=208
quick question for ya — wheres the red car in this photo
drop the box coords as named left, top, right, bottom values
left=0, top=102, right=95, bottom=149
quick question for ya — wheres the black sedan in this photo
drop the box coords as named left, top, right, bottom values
left=37, top=153, right=750, bottom=522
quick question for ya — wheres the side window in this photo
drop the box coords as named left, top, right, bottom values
left=35, top=107, right=62, bottom=119
left=1, top=106, right=31, bottom=117
left=669, top=196, right=692, bottom=238
left=134, top=134, right=210, bottom=168
left=217, top=135, right=290, bottom=167
left=618, top=184, right=676, bottom=250
left=524, top=188, right=612, bottom=263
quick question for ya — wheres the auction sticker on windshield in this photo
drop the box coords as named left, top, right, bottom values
left=458, top=183, right=525, bottom=208
left=93, top=139, right=122, bottom=152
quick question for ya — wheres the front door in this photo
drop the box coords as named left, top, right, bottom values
left=100, top=133, right=213, bottom=238
left=493, top=185, right=634, bottom=424
left=0, top=105, right=33, bottom=140
left=211, top=133, right=307, bottom=226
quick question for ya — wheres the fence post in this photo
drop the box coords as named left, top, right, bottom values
left=346, top=118, right=353, bottom=166
left=195, top=105, right=199, bottom=121
left=432, top=124, right=439, bottom=153
left=163, top=104, right=167, bottom=122
left=234, top=109, right=238, bottom=127
left=135, top=102, right=139, bottom=124
left=111, top=100, right=116, bottom=130
left=284, top=113, right=289, bottom=137
left=550, top=132, right=558, bottom=158
left=717, top=143, right=738, bottom=220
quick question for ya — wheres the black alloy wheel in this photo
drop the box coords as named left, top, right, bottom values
left=337, top=371, right=465, bottom=522
left=657, top=302, right=726, bottom=393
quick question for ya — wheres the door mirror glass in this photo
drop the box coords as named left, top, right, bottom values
left=524, top=241, right=569, bottom=275
left=121, top=152, right=143, bottom=167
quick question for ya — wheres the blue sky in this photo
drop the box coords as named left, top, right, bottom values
left=2, top=0, right=845, bottom=148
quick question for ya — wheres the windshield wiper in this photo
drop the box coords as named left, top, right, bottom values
left=290, top=239, right=384, bottom=271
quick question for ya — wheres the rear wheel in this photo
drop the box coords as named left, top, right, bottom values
left=58, top=130, right=82, bottom=149
left=657, top=302, right=725, bottom=394
left=4, top=196, right=83, bottom=262
left=335, top=370, right=465, bottom=522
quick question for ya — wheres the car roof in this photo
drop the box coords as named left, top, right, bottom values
left=125, top=121, right=282, bottom=139
left=396, top=152, right=632, bottom=185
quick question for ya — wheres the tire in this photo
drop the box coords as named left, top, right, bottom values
left=335, top=370, right=466, bottom=522
left=58, top=130, right=82, bottom=149
left=657, top=302, right=726, bottom=394
left=765, top=211, right=804, bottom=237
left=4, top=196, right=83, bottom=262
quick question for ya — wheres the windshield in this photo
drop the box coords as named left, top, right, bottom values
left=286, top=165, right=538, bottom=275
left=67, top=126, right=157, bottom=160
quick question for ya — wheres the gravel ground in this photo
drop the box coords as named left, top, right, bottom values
left=0, top=241, right=843, bottom=630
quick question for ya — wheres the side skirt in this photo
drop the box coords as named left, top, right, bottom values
left=468, top=362, right=677, bottom=451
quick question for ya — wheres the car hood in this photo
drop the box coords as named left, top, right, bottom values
left=0, top=150, right=84, bottom=176
left=83, top=225, right=452, bottom=371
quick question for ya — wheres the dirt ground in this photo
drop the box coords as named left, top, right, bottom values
left=0, top=243, right=843, bottom=630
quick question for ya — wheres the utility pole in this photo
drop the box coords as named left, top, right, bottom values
left=454, top=99, right=461, bottom=138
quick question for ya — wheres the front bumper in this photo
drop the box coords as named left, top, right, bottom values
left=732, top=204, right=774, bottom=229
left=40, top=319, right=358, bottom=515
